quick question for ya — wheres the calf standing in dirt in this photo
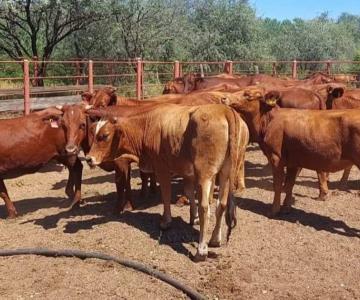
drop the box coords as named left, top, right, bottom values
left=85, top=103, right=249, bottom=261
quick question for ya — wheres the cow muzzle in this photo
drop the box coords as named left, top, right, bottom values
left=85, top=155, right=99, bottom=168
left=65, top=144, right=79, bottom=155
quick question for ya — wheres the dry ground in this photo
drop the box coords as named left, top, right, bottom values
left=0, top=145, right=359, bottom=299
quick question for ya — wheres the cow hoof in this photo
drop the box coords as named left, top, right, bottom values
left=280, top=205, right=291, bottom=214
left=7, top=211, right=18, bottom=219
left=122, top=201, right=134, bottom=212
left=65, top=188, right=75, bottom=199
left=176, top=196, right=189, bottom=207
left=190, top=217, right=200, bottom=226
left=267, top=210, right=279, bottom=219
left=68, top=199, right=81, bottom=210
left=159, top=220, right=172, bottom=231
left=233, top=188, right=245, bottom=198
left=208, top=240, right=221, bottom=248
left=192, top=252, right=207, bottom=263
left=316, top=195, right=328, bottom=201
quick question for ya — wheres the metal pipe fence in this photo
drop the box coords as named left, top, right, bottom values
left=0, top=59, right=359, bottom=114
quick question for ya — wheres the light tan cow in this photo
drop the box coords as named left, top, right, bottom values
left=85, top=103, right=249, bottom=261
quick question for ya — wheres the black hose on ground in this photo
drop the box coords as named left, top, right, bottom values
left=0, top=248, right=205, bottom=300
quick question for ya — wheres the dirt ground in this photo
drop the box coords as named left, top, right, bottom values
left=0, top=144, right=359, bottom=300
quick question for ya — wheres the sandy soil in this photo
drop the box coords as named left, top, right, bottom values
left=0, top=144, right=359, bottom=299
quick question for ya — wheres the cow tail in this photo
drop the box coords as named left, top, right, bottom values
left=225, top=108, right=240, bottom=242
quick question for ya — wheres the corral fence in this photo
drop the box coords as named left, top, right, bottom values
left=0, top=59, right=359, bottom=115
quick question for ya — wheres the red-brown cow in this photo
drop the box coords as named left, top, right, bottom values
left=231, top=88, right=360, bottom=217
left=0, top=105, right=86, bottom=218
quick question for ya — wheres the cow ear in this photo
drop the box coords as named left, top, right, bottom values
left=55, top=105, right=64, bottom=111
left=81, top=91, right=93, bottom=102
left=42, top=115, right=63, bottom=128
left=328, top=86, right=344, bottom=98
left=265, top=98, right=278, bottom=107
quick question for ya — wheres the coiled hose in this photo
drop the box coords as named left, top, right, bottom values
left=0, top=248, right=205, bottom=300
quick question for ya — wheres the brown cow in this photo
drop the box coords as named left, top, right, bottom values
left=164, top=72, right=336, bottom=94
left=325, top=87, right=360, bottom=183
left=231, top=88, right=360, bottom=217
left=0, top=105, right=85, bottom=218
left=85, top=103, right=249, bottom=261
left=76, top=90, right=246, bottom=210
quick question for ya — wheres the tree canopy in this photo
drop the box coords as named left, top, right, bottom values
left=0, top=0, right=359, bottom=62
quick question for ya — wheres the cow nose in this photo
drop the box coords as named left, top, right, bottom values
left=85, top=156, right=96, bottom=168
left=66, top=144, right=78, bottom=154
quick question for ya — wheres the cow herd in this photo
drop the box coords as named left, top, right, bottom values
left=0, top=71, right=359, bottom=261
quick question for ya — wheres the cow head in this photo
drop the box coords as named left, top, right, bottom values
left=325, top=84, right=345, bottom=109
left=55, top=104, right=90, bottom=155
left=183, top=73, right=199, bottom=93
left=230, top=87, right=265, bottom=142
left=81, top=87, right=117, bottom=108
left=85, top=112, right=139, bottom=168
left=163, top=78, right=185, bottom=94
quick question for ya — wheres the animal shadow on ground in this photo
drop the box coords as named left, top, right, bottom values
left=22, top=179, right=200, bottom=257
left=237, top=197, right=360, bottom=238
left=0, top=196, right=69, bottom=219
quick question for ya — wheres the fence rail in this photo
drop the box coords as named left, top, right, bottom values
left=0, top=59, right=359, bottom=114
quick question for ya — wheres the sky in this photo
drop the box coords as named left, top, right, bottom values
left=251, top=0, right=360, bottom=20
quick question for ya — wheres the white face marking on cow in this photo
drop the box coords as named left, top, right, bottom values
left=95, top=119, right=107, bottom=135
left=71, top=110, right=74, bottom=115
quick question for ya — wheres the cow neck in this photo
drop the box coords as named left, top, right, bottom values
left=238, top=104, right=262, bottom=143
left=116, top=115, right=146, bottom=158
left=259, top=105, right=279, bottom=140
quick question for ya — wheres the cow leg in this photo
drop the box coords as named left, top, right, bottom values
left=340, top=166, right=352, bottom=187
left=281, top=167, right=298, bottom=214
left=234, top=152, right=246, bottom=197
left=270, top=164, right=285, bottom=217
left=283, top=167, right=301, bottom=192
left=156, top=169, right=172, bottom=230
left=149, top=173, right=157, bottom=194
left=140, top=171, right=149, bottom=197
left=68, top=158, right=83, bottom=209
left=193, top=178, right=212, bottom=262
left=209, top=172, right=230, bottom=248
left=209, top=177, right=215, bottom=205
left=65, top=170, right=75, bottom=199
left=317, top=171, right=329, bottom=201
left=0, top=179, right=17, bottom=218
left=114, top=160, right=133, bottom=213
left=183, top=177, right=197, bottom=225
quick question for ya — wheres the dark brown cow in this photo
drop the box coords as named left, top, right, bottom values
left=0, top=105, right=85, bottom=218
left=85, top=103, right=249, bottom=261
left=231, top=88, right=360, bottom=217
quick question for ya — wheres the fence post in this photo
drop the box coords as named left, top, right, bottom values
left=23, top=59, right=31, bottom=115
left=326, top=60, right=332, bottom=75
left=136, top=58, right=143, bottom=100
left=33, top=56, right=38, bottom=86
left=174, top=60, right=180, bottom=79
left=272, top=62, right=277, bottom=76
left=292, top=59, right=297, bottom=79
left=75, top=60, right=80, bottom=86
left=224, top=60, right=233, bottom=75
left=88, top=60, right=94, bottom=93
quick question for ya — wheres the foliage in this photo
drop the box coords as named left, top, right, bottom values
left=0, top=0, right=359, bottom=67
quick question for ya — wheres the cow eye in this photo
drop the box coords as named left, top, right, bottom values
left=97, top=134, right=108, bottom=142
left=79, top=123, right=86, bottom=130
